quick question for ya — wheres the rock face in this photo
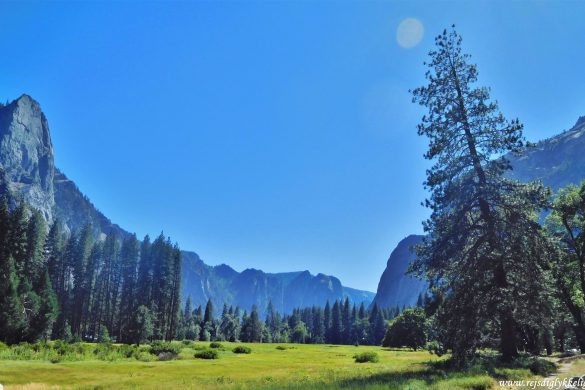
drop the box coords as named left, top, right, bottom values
left=373, top=115, right=585, bottom=310
left=371, top=235, right=426, bottom=309
left=0, top=95, right=55, bottom=221
left=0, top=95, right=126, bottom=238
left=506, top=116, right=585, bottom=190
left=181, top=250, right=375, bottom=316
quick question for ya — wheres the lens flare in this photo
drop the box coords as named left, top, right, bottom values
left=396, top=18, right=424, bottom=48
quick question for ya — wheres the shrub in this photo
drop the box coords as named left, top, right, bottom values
left=0, top=341, right=8, bottom=351
left=181, top=340, right=192, bottom=346
left=529, top=359, right=556, bottom=376
left=136, top=351, right=155, bottom=362
left=49, top=355, right=62, bottom=364
left=354, top=351, right=379, bottom=363
left=209, top=342, right=223, bottom=349
left=97, top=327, right=111, bottom=344
left=158, top=352, right=177, bottom=361
left=382, top=308, right=427, bottom=351
left=194, top=349, right=219, bottom=359
left=119, top=344, right=140, bottom=359
left=149, top=341, right=182, bottom=356
left=276, top=345, right=294, bottom=350
left=232, top=346, right=251, bottom=354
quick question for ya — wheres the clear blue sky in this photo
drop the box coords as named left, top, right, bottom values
left=1, top=1, right=584, bottom=292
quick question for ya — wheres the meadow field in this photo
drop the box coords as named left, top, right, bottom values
left=0, top=341, right=546, bottom=390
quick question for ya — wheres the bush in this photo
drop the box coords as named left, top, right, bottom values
left=181, top=340, right=192, bottom=346
left=158, top=352, right=178, bottom=361
left=382, top=308, right=427, bottom=351
left=49, top=355, right=62, bottom=364
left=119, top=344, right=140, bottom=359
left=149, top=341, right=182, bottom=356
left=354, top=351, right=379, bottom=363
left=232, top=346, right=252, bottom=354
left=136, top=351, right=155, bottom=362
left=97, top=327, right=111, bottom=344
left=529, top=359, right=556, bottom=376
left=194, top=349, right=219, bottom=359
left=209, top=342, right=223, bottom=349
left=276, top=345, right=294, bottom=350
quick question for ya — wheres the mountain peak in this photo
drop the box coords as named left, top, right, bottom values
left=575, top=115, right=585, bottom=129
left=0, top=93, right=54, bottom=220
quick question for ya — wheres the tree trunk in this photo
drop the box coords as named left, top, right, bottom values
left=500, top=313, right=518, bottom=361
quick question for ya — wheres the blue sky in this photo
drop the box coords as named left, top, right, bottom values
left=1, top=1, right=584, bottom=292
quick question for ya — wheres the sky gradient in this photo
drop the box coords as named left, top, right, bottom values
left=1, top=1, right=584, bottom=291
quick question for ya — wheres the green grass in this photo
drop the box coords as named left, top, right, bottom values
left=0, top=342, right=541, bottom=389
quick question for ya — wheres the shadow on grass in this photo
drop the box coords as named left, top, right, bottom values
left=257, top=354, right=556, bottom=390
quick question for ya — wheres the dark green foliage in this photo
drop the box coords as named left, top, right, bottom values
left=291, top=322, right=308, bottom=344
left=232, top=345, right=251, bottom=354
left=97, top=327, right=110, bottom=344
left=546, top=180, right=585, bottom=352
left=149, top=340, right=182, bottom=356
left=194, top=348, right=219, bottom=359
left=240, top=305, right=264, bottom=342
left=209, top=342, right=223, bottom=349
left=0, top=198, right=182, bottom=345
left=382, top=308, right=427, bottom=350
left=353, top=351, right=379, bottom=363
left=410, top=26, right=552, bottom=365
left=529, top=358, right=556, bottom=376
left=128, top=305, right=154, bottom=345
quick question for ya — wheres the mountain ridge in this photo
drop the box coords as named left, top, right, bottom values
left=0, top=94, right=374, bottom=316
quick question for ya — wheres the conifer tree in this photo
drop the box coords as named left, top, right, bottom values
left=411, top=26, right=550, bottom=364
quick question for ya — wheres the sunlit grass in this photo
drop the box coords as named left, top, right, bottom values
left=0, top=342, right=539, bottom=389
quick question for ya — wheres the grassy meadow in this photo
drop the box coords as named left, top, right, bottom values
left=0, top=341, right=546, bottom=390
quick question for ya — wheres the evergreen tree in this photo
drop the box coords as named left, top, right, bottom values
left=342, top=298, right=351, bottom=344
left=312, top=307, right=325, bottom=344
left=410, top=26, right=550, bottom=365
left=330, top=301, right=342, bottom=344
left=323, top=301, right=331, bottom=343
left=241, top=305, right=263, bottom=342
left=118, top=234, right=140, bottom=342
left=71, top=224, right=92, bottom=336
left=369, top=304, right=386, bottom=345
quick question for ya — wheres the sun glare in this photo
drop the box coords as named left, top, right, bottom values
left=396, top=18, right=424, bottom=48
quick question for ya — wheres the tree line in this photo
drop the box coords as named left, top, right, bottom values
left=0, top=199, right=181, bottom=345
left=173, top=297, right=399, bottom=346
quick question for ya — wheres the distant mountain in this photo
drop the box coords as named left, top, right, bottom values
left=181, top=250, right=374, bottom=316
left=0, top=94, right=374, bottom=316
left=372, top=115, right=585, bottom=310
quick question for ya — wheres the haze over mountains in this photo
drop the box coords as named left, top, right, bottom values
left=371, top=115, right=585, bottom=310
left=0, top=94, right=374, bottom=315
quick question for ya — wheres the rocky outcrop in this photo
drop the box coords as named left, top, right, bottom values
left=0, top=95, right=55, bottom=221
left=507, top=115, right=585, bottom=190
left=53, top=168, right=128, bottom=238
left=371, top=235, right=426, bottom=309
